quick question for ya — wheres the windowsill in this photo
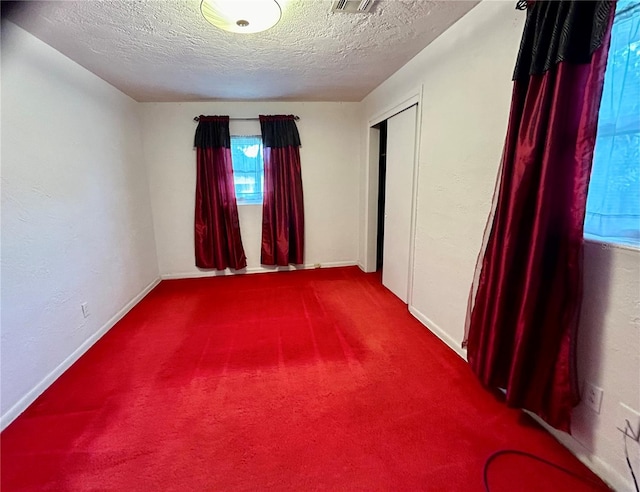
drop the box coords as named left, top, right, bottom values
left=237, top=201, right=263, bottom=207
left=584, top=236, right=640, bottom=253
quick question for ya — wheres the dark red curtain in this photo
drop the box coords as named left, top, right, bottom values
left=464, top=1, right=615, bottom=432
left=260, top=115, right=304, bottom=266
left=194, top=115, right=247, bottom=270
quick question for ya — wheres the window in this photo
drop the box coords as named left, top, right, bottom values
left=585, top=0, right=640, bottom=247
left=231, top=135, right=263, bottom=204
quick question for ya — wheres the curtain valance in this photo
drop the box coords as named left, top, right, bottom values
left=259, top=115, right=301, bottom=148
left=514, top=1, right=614, bottom=80
left=194, top=116, right=231, bottom=149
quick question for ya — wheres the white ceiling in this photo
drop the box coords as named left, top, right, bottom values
left=4, top=0, right=479, bottom=102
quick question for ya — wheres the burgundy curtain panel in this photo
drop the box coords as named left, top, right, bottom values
left=193, top=116, right=247, bottom=270
left=464, top=1, right=615, bottom=432
left=259, top=115, right=304, bottom=266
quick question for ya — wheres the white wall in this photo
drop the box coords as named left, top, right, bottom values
left=1, top=22, right=160, bottom=427
left=141, top=101, right=360, bottom=277
left=359, top=2, right=640, bottom=491
left=556, top=241, right=640, bottom=491
left=361, top=0, right=522, bottom=350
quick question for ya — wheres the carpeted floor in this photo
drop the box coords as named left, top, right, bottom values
left=1, top=267, right=609, bottom=491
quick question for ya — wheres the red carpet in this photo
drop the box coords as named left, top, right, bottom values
left=1, top=267, right=609, bottom=491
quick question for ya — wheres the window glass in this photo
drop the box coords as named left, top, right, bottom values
left=231, top=136, right=263, bottom=204
left=585, top=0, right=640, bottom=246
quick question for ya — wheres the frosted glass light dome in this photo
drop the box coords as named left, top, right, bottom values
left=201, top=0, right=282, bottom=34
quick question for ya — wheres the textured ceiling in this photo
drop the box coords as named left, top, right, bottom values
left=4, top=0, right=479, bottom=102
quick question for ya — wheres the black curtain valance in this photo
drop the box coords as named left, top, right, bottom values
left=194, top=116, right=231, bottom=148
left=513, top=0, right=615, bottom=81
left=259, top=115, right=301, bottom=148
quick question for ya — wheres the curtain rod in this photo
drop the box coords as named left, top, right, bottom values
left=193, top=116, right=300, bottom=122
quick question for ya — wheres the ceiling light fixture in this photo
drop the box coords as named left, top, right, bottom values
left=201, top=0, right=282, bottom=34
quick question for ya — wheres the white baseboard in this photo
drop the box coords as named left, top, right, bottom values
left=408, top=305, right=468, bottom=361
left=161, top=261, right=357, bottom=280
left=0, top=277, right=161, bottom=431
left=312, top=261, right=358, bottom=269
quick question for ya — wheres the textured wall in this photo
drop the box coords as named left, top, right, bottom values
left=359, top=2, right=640, bottom=490
left=1, top=22, right=159, bottom=424
left=569, top=241, right=640, bottom=491
left=141, top=101, right=361, bottom=277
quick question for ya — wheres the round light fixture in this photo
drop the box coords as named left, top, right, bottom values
left=201, top=0, right=282, bottom=34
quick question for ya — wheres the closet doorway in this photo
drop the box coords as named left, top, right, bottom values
left=374, top=120, right=387, bottom=272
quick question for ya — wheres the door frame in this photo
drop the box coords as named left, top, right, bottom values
left=363, top=86, right=423, bottom=306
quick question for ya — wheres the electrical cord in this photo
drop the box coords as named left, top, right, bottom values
left=623, top=425, right=639, bottom=492
left=483, top=449, right=607, bottom=492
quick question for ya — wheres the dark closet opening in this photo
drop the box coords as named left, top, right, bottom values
left=375, top=120, right=387, bottom=272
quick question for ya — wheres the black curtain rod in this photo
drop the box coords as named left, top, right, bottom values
left=193, top=116, right=300, bottom=122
